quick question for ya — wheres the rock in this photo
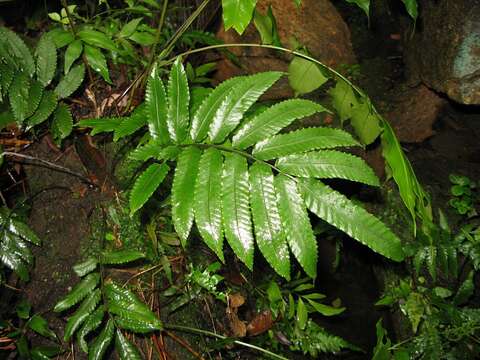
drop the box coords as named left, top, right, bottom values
left=405, top=0, right=480, bottom=105
left=386, top=84, right=446, bottom=143
left=214, top=0, right=356, bottom=99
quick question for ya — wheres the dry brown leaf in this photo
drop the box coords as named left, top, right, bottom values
left=228, top=293, right=245, bottom=309
left=227, top=312, right=247, bottom=338
left=246, top=310, right=273, bottom=336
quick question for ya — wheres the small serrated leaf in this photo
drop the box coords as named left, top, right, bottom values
left=275, top=175, right=317, bottom=278
left=28, top=315, right=57, bottom=340
left=26, top=91, right=57, bottom=129
left=172, top=147, right=202, bottom=245
left=78, top=29, right=118, bottom=52
left=55, top=63, right=85, bottom=99
left=77, top=116, right=125, bottom=135
left=113, top=104, right=147, bottom=141
left=64, top=40, right=83, bottom=74
left=194, top=148, right=224, bottom=261
left=25, top=80, right=44, bottom=119
left=0, top=27, right=35, bottom=76
left=73, top=257, right=98, bottom=277
left=35, top=33, right=57, bottom=86
left=222, top=153, right=254, bottom=269
left=9, top=72, right=31, bottom=122
left=129, top=163, right=169, bottom=215
left=51, top=103, right=73, bottom=140
left=84, top=45, right=111, bottom=84
left=77, top=306, right=104, bottom=353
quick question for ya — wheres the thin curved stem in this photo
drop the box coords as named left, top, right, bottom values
left=164, top=324, right=289, bottom=360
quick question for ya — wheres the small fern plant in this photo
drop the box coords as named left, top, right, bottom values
left=0, top=207, right=41, bottom=282
left=78, top=58, right=404, bottom=280
left=0, top=27, right=85, bottom=142
left=54, top=250, right=162, bottom=360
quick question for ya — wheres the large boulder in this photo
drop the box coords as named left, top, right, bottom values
left=405, top=0, right=480, bottom=105
left=214, top=0, right=356, bottom=99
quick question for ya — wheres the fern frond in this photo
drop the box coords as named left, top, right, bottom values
left=73, top=257, right=98, bottom=277
left=35, top=33, right=57, bottom=86
left=299, top=179, right=404, bottom=261
left=208, top=71, right=283, bottom=143
left=54, top=272, right=100, bottom=312
left=250, top=162, right=290, bottom=279
left=194, top=148, right=224, bottom=261
left=222, top=153, right=255, bottom=269
left=233, top=99, right=327, bottom=150
left=167, top=58, right=190, bottom=143
left=172, top=147, right=202, bottom=245
left=54, top=64, right=85, bottom=99
left=129, top=163, right=169, bottom=215
left=190, top=76, right=243, bottom=142
left=275, top=175, right=317, bottom=278
left=190, top=86, right=212, bottom=116
left=276, top=150, right=380, bottom=186
left=146, top=66, right=169, bottom=144
left=26, top=90, right=57, bottom=129
left=252, top=127, right=360, bottom=160
left=0, top=231, right=31, bottom=280
left=7, top=217, right=41, bottom=245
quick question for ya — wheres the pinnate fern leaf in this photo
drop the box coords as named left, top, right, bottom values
left=113, top=105, right=147, bottom=141
left=77, top=116, right=125, bottom=135
left=299, top=179, right=404, bottom=261
left=250, top=162, right=290, bottom=279
left=194, top=148, right=224, bottom=261
left=73, top=257, right=98, bottom=277
left=78, top=306, right=105, bottom=353
left=252, top=127, right=360, bottom=160
left=276, top=150, right=380, bottom=186
left=146, top=66, right=169, bottom=144
left=167, top=58, right=190, bottom=143
left=208, top=71, right=283, bottom=143
left=275, top=175, right=318, bottom=278
left=129, top=163, right=169, bottom=215
left=64, top=289, right=101, bottom=341
left=233, top=99, right=327, bottom=150
left=222, top=153, right=255, bottom=269
left=35, top=33, right=57, bottom=86
left=54, top=63, right=85, bottom=99
left=172, top=147, right=202, bottom=245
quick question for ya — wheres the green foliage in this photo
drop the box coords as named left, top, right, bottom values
left=222, top=0, right=258, bottom=34
left=449, top=174, right=477, bottom=217
left=54, top=250, right=162, bottom=359
left=0, top=26, right=82, bottom=141
left=288, top=56, right=328, bottom=96
left=0, top=207, right=41, bottom=281
left=80, top=60, right=404, bottom=280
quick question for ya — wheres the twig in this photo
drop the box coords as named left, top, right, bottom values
left=165, top=330, right=205, bottom=360
left=1, top=152, right=97, bottom=187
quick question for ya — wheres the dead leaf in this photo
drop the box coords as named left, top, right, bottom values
left=228, top=293, right=245, bottom=309
left=247, top=310, right=273, bottom=336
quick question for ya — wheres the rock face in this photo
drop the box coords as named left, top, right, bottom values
left=214, top=0, right=356, bottom=99
left=405, top=0, right=480, bottom=105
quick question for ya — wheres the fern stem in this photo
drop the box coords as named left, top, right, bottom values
left=164, top=324, right=289, bottom=360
